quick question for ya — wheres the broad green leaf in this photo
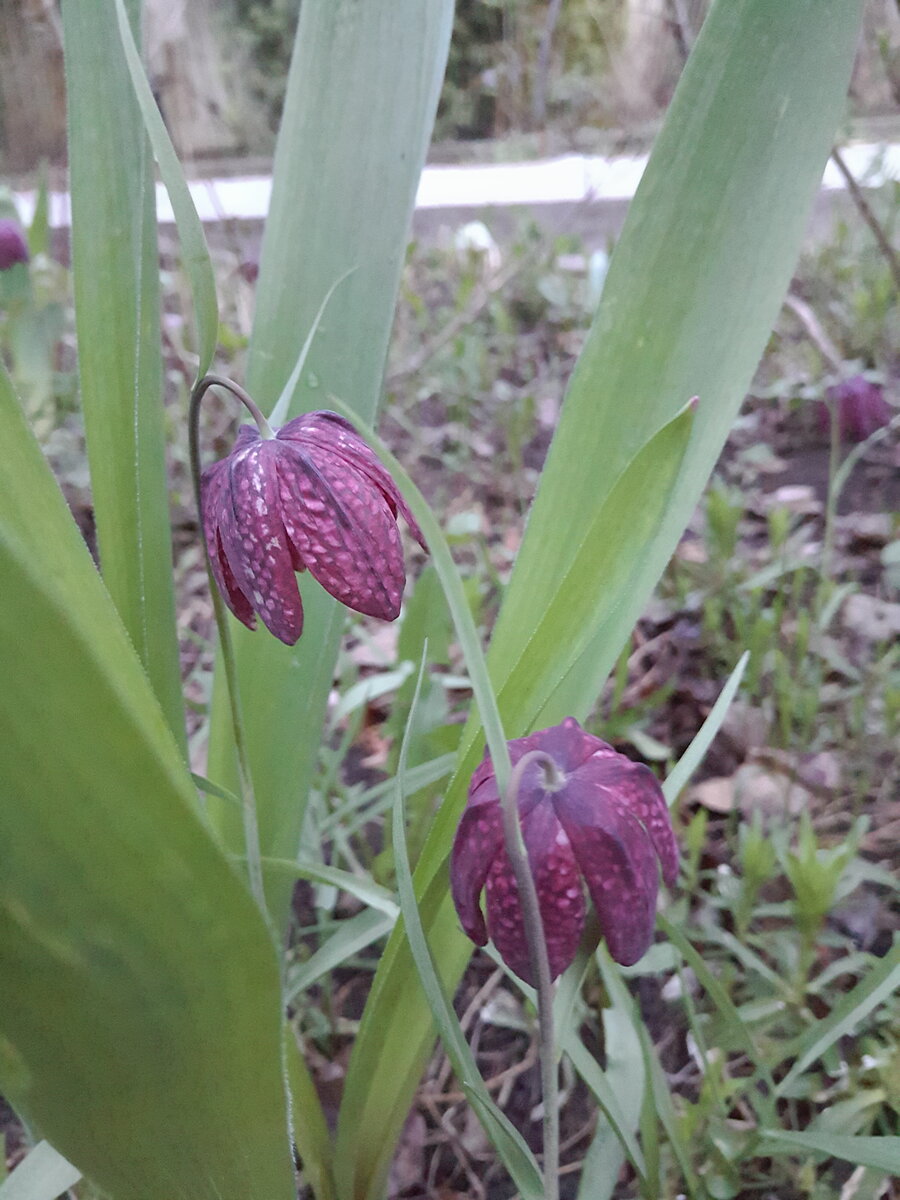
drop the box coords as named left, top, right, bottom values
left=61, top=0, right=185, bottom=752
left=0, top=1142, right=80, bottom=1200
left=111, top=0, right=218, bottom=377
left=206, top=0, right=455, bottom=934
left=0, top=367, right=293, bottom=1199
left=285, top=1032, right=336, bottom=1200
left=336, top=3, right=864, bottom=1193
left=757, top=1131, right=900, bottom=1175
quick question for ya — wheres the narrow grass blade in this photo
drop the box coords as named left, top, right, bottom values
left=663, top=651, right=749, bottom=803
left=0, top=369, right=293, bottom=1199
left=111, top=0, right=218, bottom=377
left=205, top=0, right=454, bottom=939
left=391, top=652, right=544, bottom=1200
left=757, top=1131, right=900, bottom=1175
left=61, top=0, right=185, bottom=751
left=0, top=1143, right=80, bottom=1200
left=284, top=910, right=395, bottom=1001
left=261, top=857, right=399, bottom=919
left=635, top=1021, right=702, bottom=1199
left=775, top=943, right=900, bottom=1096
left=659, top=913, right=777, bottom=1118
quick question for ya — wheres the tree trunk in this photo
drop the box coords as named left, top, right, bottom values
left=144, top=0, right=246, bottom=161
left=0, top=0, right=67, bottom=173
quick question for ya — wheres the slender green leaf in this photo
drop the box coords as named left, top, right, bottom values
left=111, top=0, right=218, bottom=377
left=0, top=1142, right=80, bottom=1200
left=635, top=1020, right=702, bottom=1199
left=322, top=753, right=456, bottom=835
left=269, top=269, right=355, bottom=427
left=757, top=1131, right=900, bottom=1175
left=391, top=654, right=544, bottom=1200
left=663, top=652, right=749, bottom=804
left=27, top=170, right=50, bottom=260
left=284, top=910, right=395, bottom=1001
left=61, top=0, right=185, bottom=751
left=337, top=7, right=864, bottom=1187
left=775, top=943, right=900, bottom=1095
left=206, top=0, right=455, bottom=938
left=659, top=913, right=777, bottom=1117
left=0, top=367, right=293, bottom=1200
left=261, top=857, right=399, bottom=918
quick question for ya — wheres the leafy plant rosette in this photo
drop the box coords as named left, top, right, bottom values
left=2, top=2, right=895, bottom=1200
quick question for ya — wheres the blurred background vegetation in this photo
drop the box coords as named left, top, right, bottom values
left=2, top=0, right=900, bottom=171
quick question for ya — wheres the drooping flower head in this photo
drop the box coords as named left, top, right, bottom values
left=201, top=410, right=426, bottom=645
left=451, top=718, right=678, bottom=985
left=0, top=219, right=29, bottom=271
left=820, top=375, right=894, bottom=442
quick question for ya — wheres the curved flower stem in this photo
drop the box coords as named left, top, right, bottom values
left=194, top=372, right=275, bottom=439
left=501, top=749, right=563, bottom=1200
left=189, top=375, right=266, bottom=914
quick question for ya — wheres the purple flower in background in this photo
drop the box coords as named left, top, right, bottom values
left=0, top=219, right=29, bottom=271
left=820, top=375, right=893, bottom=442
left=451, top=718, right=678, bottom=984
left=201, top=411, right=426, bottom=645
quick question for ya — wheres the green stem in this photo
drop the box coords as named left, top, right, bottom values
left=196, top=372, right=275, bottom=439
left=189, top=375, right=266, bottom=914
left=500, top=749, right=561, bottom=1200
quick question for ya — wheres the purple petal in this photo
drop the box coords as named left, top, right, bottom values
left=554, top=782, right=659, bottom=967
left=274, top=443, right=406, bottom=620
left=580, top=756, right=679, bottom=887
left=200, top=459, right=256, bottom=629
left=0, top=220, right=29, bottom=270
left=279, top=412, right=427, bottom=552
left=450, top=798, right=504, bottom=947
left=485, top=803, right=585, bottom=985
left=225, top=442, right=304, bottom=644
left=528, top=716, right=609, bottom=773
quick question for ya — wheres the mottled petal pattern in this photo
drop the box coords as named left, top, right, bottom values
left=199, top=411, right=424, bottom=645
left=585, top=756, right=679, bottom=887
left=227, top=443, right=304, bottom=643
left=275, top=444, right=405, bottom=619
left=554, top=782, right=660, bottom=967
left=450, top=799, right=505, bottom=946
left=485, top=803, right=586, bottom=984
left=280, top=412, right=427, bottom=552
left=449, top=718, right=679, bottom=984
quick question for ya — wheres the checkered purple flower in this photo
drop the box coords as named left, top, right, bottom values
left=0, top=220, right=29, bottom=271
left=201, top=411, right=426, bottom=645
left=451, top=718, right=679, bottom=985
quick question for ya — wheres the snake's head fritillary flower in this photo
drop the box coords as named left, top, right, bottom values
left=450, top=718, right=678, bottom=985
left=0, top=219, right=29, bottom=271
left=201, top=410, right=426, bottom=645
left=820, top=375, right=893, bottom=442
